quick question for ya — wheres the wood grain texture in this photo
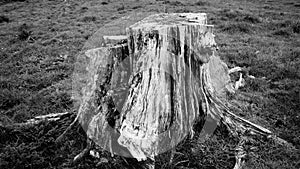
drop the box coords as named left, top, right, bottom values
left=118, top=13, right=219, bottom=160
left=74, top=13, right=289, bottom=164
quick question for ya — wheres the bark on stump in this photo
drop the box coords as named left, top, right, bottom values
left=65, top=13, right=292, bottom=168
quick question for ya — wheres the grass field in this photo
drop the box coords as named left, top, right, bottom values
left=0, top=0, right=299, bottom=168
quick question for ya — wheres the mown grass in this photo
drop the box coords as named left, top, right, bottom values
left=0, top=0, right=299, bottom=168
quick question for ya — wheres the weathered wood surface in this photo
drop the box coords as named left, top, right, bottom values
left=78, top=43, right=133, bottom=157
left=118, top=13, right=220, bottom=160
left=70, top=12, right=293, bottom=168
left=76, top=13, right=223, bottom=160
left=72, top=12, right=155, bottom=109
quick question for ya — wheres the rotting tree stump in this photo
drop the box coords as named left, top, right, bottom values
left=58, top=13, right=293, bottom=169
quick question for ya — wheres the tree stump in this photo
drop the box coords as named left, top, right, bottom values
left=118, top=13, right=222, bottom=160
left=67, top=13, right=293, bottom=168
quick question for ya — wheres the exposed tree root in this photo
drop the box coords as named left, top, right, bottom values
left=13, top=112, right=72, bottom=127
left=55, top=114, right=80, bottom=143
left=73, top=139, right=94, bottom=163
left=233, top=137, right=247, bottom=169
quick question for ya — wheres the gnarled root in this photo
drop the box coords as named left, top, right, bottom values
left=73, top=138, right=94, bottom=163
left=201, top=63, right=294, bottom=169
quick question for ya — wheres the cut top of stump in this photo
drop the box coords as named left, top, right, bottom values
left=128, top=13, right=209, bottom=31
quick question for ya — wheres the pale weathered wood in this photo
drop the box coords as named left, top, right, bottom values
left=118, top=13, right=218, bottom=160
left=14, top=112, right=72, bottom=127
left=58, top=13, right=293, bottom=169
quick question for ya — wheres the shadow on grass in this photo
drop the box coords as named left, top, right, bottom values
left=219, top=9, right=262, bottom=24
left=265, top=20, right=300, bottom=37
left=219, top=22, right=254, bottom=34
